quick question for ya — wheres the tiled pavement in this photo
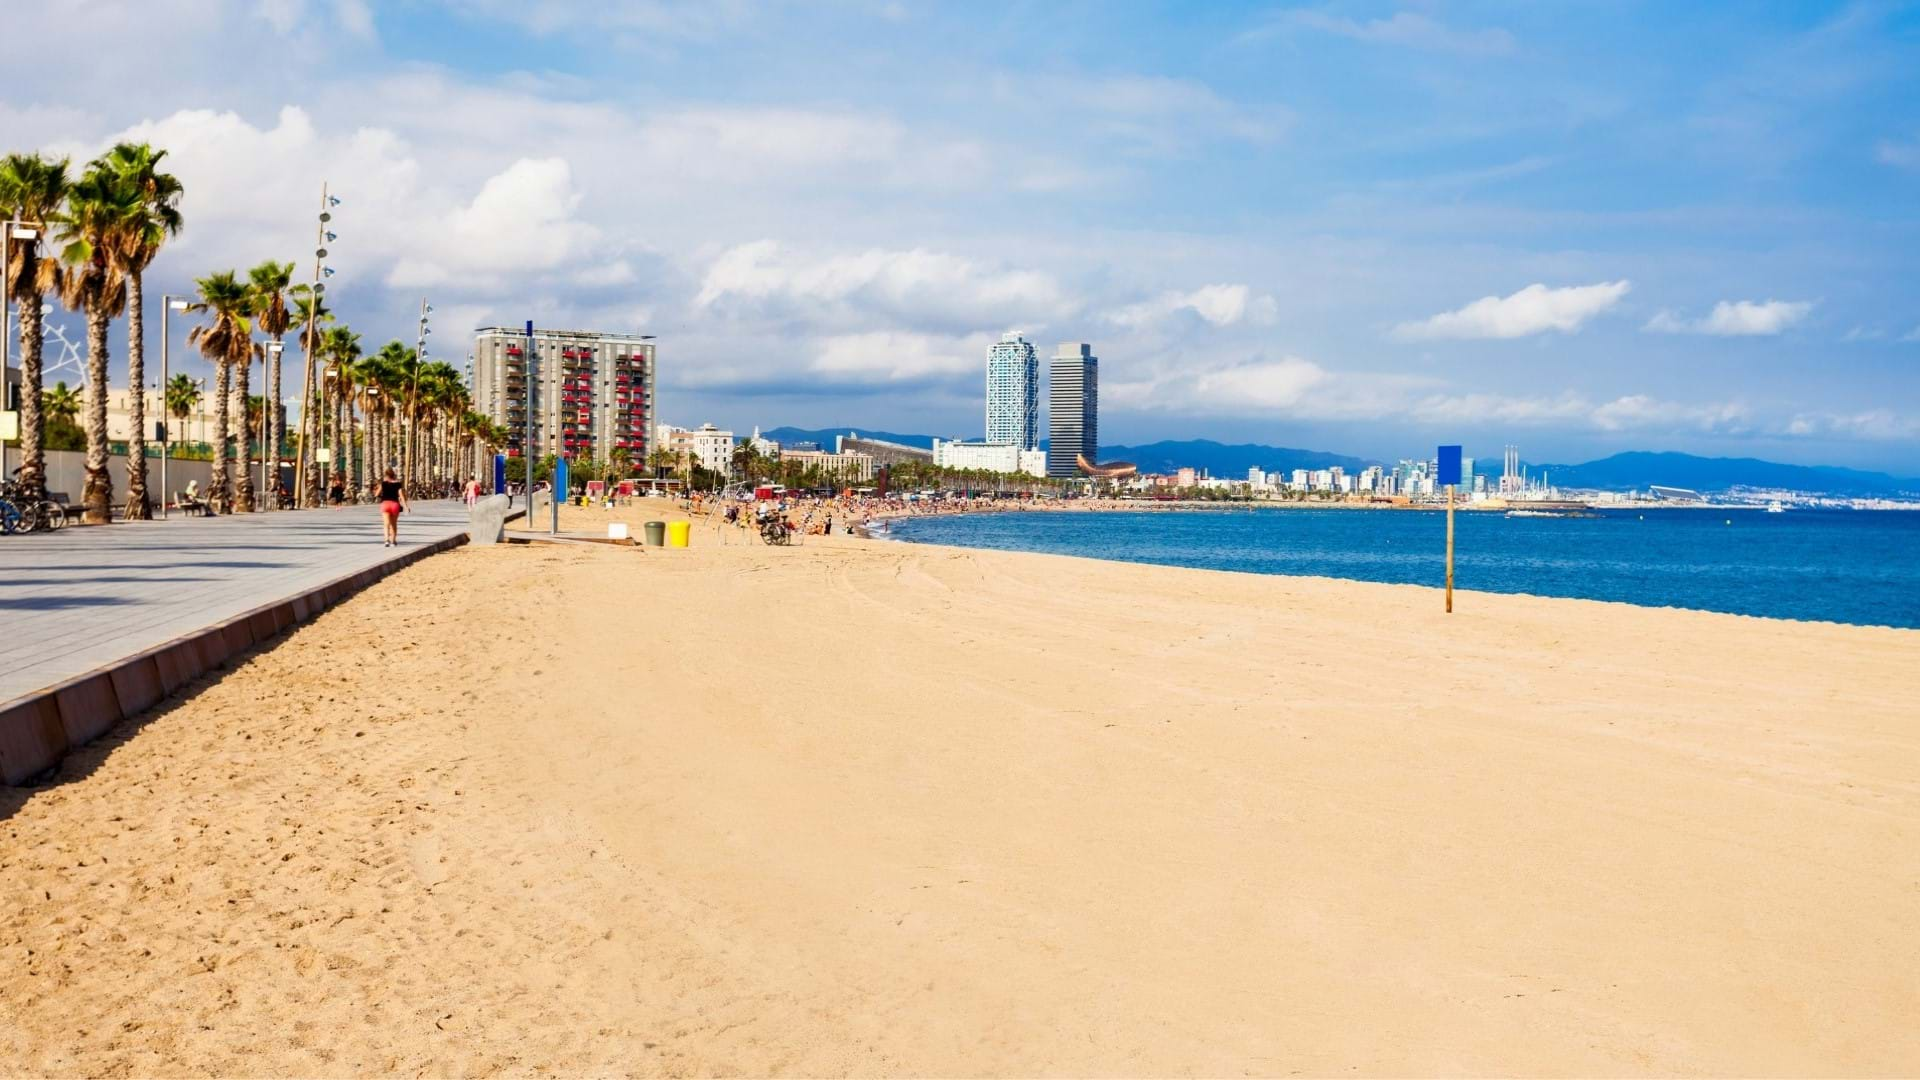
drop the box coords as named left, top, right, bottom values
left=0, top=501, right=475, bottom=708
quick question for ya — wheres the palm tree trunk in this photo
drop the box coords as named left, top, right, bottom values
left=268, top=334, right=283, bottom=508
left=233, top=349, right=254, bottom=512
left=82, top=305, right=114, bottom=524
left=209, top=358, right=231, bottom=512
left=124, top=271, right=151, bottom=519
left=16, top=291, right=47, bottom=502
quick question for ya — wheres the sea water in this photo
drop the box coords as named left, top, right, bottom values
left=889, top=507, right=1920, bottom=629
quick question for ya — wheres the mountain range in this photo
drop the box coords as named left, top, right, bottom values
left=764, top=428, right=1919, bottom=496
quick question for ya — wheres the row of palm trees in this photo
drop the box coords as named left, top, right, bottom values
left=2, top=144, right=505, bottom=521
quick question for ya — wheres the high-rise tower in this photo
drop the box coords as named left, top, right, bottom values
left=985, top=332, right=1039, bottom=449
left=1047, top=343, right=1098, bottom=478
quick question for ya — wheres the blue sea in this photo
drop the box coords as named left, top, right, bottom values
left=887, top=506, right=1920, bottom=629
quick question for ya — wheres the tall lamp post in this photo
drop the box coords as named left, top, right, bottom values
left=159, top=294, right=189, bottom=518
left=294, top=185, right=338, bottom=508
left=413, top=298, right=431, bottom=487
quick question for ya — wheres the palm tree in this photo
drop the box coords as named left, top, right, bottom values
left=93, top=142, right=182, bottom=519
left=185, top=271, right=252, bottom=513
left=165, top=373, right=200, bottom=430
left=365, top=341, right=412, bottom=489
left=0, top=153, right=69, bottom=503
left=289, top=284, right=329, bottom=505
left=319, top=325, right=361, bottom=497
left=54, top=164, right=139, bottom=523
left=245, top=260, right=293, bottom=509
left=164, top=373, right=200, bottom=490
left=43, top=380, right=81, bottom=427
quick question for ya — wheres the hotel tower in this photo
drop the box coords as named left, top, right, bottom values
left=985, top=332, right=1039, bottom=449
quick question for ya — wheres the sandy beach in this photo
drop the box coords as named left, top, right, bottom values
left=3, top=506, right=1917, bottom=1076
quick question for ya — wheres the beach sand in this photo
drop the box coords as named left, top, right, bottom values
left=3, top=508, right=1917, bottom=1076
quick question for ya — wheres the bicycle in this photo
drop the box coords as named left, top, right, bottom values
left=0, top=481, right=62, bottom=533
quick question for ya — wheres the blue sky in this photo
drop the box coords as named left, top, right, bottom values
left=8, top=0, right=1919, bottom=469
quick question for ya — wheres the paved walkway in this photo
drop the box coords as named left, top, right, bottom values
left=0, top=501, right=475, bottom=707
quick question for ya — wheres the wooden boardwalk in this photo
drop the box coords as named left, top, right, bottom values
left=0, top=501, right=475, bottom=711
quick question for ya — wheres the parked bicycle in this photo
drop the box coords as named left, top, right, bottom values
left=0, top=480, right=65, bottom=534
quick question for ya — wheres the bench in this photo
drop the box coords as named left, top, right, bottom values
left=44, top=491, right=83, bottom=524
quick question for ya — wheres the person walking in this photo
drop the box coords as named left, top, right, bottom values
left=376, top=467, right=408, bottom=547
left=464, top=475, right=480, bottom=509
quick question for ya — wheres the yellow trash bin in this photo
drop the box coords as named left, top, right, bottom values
left=666, top=520, right=691, bottom=548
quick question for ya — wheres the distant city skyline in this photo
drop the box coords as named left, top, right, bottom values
left=6, top=2, right=1916, bottom=470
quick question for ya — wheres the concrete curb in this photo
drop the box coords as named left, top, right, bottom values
left=0, top=530, right=471, bottom=787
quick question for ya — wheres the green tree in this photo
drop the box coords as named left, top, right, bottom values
left=0, top=153, right=70, bottom=502
left=289, top=284, right=330, bottom=505
left=185, top=271, right=253, bottom=512
left=94, top=143, right=182, bottom=519
left=54, top=163, right=139, bottom=523
left=245, top=260, right=294, bottom=508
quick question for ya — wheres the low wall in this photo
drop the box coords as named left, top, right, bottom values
left=26, top=449, right=213, bottom=505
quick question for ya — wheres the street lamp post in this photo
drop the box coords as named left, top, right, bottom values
left=159, top=294, right=189, bottom=519
left=295, top=184, right=338, bottom=508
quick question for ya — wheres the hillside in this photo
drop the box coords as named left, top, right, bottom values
left=1099, top=439, right=1374, bottom=477
left=1535, top=452, right=1918, bottom=496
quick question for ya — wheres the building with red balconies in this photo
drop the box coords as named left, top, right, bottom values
left=472, top=326, right=657, bottom=465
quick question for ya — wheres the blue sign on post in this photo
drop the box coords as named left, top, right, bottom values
left=1437, top=445, right=1463, bottom=487
left=555, top=454, right=570, bottom=501
left=493, top=453, right=506, bottom=496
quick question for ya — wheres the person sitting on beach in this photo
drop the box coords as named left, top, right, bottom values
left=376, top=468, right=408, bottom=547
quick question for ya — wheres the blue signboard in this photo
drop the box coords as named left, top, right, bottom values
left=555, top=454, right=570, bottom=501
left=493, top=453, right=506, bottom=495
left=1437, top=445, right=1463, bottom=487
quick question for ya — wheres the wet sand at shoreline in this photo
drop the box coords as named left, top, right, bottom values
left=3, top=512, right=1916, bottom=1076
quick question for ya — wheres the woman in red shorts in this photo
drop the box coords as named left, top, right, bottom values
left=376, top=467, right=408, bottom=547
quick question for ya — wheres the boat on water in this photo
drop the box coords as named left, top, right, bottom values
left=1766, top=500, right=1785, bottom=513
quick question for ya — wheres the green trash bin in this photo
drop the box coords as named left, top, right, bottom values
left=644, top=520, right=667, bottom=546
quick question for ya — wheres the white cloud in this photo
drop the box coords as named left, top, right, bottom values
left=1645, top=299, right=1814, bottom=336
left=1279, top=10, right=1515, bottom=56
left=1902, top=325, right=1920, bottom=343
left=694, top=241, right=1073, bottom=331
left=1411, top=392, right=1750, bottom=434
left=1784, top=410, right=1920, bottom=440
left=1109, top=284, right=1277, bottom=330
left=1392, top=280, right=1631, bottom=341
left=811, top=331, right=993, bottom=382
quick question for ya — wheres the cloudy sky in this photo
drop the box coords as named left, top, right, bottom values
left=9, top=0, right=1920, bottom=468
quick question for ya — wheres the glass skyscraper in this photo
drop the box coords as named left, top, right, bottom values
left=1047, top=343, right=1097, bottom=478
left=985, top=332, right=1039, bottom=449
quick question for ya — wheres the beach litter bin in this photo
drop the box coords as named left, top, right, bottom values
left=666, top=520, right=691, bottom=548
left=644, top=520, right=666, bottom=546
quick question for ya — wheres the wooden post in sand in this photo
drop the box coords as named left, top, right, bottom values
left=1437, top=445, right=1462, bottom=614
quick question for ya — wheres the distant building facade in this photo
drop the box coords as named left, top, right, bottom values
left=1047, top=343, right=1098, bottom=478
left=932, top=438, right=1047, bottom=477
left=474, top=326, right=655, bottom=461
left=835, top=433, right=933, bottom=466
left=782, top=449, right=875, bottom=482
left=985, top=332, right=1040, bottom=450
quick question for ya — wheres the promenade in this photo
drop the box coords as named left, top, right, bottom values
left=0, top=501, right=477, bottom=781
